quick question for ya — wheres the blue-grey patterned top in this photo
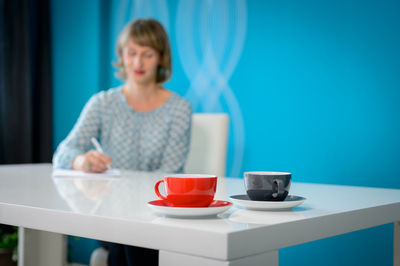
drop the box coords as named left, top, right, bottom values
left=53, top=87, right=192, bottom=173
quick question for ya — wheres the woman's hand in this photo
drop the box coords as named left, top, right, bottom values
left=72, top=150, right=112, bottom=173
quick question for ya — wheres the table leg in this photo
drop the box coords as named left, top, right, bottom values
left=159, top=250, right=278, bottom=266
left=18, top=227, right=66, bottom=266
left=395, top=221, right=400, bottom=266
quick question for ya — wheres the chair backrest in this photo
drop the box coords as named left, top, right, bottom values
left=184, top=113, right=229, bottom=178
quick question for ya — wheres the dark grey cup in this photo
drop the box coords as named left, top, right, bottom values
left=244, top=172, right=291, bottom=201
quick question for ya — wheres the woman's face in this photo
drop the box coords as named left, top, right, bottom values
left=122, top=39, right=160, bottom=84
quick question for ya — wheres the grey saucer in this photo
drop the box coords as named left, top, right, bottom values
left=229, top=194, right=306, bottom=210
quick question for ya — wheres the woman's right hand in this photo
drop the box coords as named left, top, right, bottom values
left=72, top=150, right=112, bottom=173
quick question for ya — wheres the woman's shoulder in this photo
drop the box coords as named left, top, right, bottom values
left=163, top=92, right=192, bottom=126
left=93, top=87, right=121, bottom=100
left=168, top=92, right=192, bottom=114
left=88, top=87, right=122, bottom=106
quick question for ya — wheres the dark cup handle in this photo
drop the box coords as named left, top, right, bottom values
left=272, top=179, right=285, bottom=198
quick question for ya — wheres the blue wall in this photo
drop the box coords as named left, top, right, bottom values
left=51, top=0, right=400, bottom=265
left=51, top=0, right=102, bottom=148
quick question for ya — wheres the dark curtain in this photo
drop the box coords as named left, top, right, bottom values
left=0, top=0, right=52, bottom=164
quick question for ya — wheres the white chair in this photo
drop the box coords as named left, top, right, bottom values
left=90, top=246, right=108, bottom=266
left=184, top=113, right=229, bottom=178
left=90, top=113, right=229, bottom=266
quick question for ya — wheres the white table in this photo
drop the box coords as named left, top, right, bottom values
left=1, top=164, right=400, bottom=266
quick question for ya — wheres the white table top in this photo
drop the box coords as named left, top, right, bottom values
left=1, top=163, right=400, bottom=261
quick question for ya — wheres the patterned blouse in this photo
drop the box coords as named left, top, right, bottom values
left=52, top=87, right=192, bottom=173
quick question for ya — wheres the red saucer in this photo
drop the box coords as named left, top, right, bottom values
left=149, top=200, right=232, bottom=208
left=147, top=200, right=232, bottom=217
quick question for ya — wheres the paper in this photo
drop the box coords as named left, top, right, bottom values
left=52, top=168, right=121, bottom=179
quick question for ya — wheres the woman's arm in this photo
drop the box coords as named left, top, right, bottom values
left=159, top=101, right=192, bottom=173
left=52, top=93, right=103, bottom=169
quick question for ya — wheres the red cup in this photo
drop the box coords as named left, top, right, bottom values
left=154, top=174, right=218, bottom=207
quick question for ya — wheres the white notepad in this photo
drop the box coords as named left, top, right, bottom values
left=52, top=168, right=121, bottom=179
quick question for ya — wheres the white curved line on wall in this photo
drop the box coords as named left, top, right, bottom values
left=114, top=0, right=247, bottom=177
left=176, top=0, right=247, bottom=177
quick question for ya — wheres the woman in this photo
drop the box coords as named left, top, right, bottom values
left=53, top=18, right=192, bottom=266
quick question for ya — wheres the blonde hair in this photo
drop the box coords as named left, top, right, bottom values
left=114, top=19, right=172, bottom=83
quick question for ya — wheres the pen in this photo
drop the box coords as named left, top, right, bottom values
left=90, top=137, right=111, bottom=169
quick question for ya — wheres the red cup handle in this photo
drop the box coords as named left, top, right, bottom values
left=154, top=180, right=167, bottom=200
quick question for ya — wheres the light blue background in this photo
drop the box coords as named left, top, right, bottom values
left=51, top=0, right=400, bottom=265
